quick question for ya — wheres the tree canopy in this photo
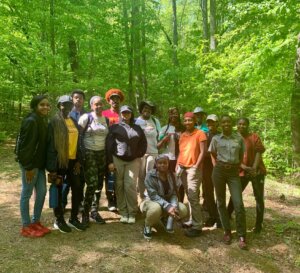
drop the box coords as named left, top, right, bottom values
left=0, top=0, right=299, bottom=177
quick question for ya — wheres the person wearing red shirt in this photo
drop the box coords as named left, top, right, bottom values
left=227, top=117, right=266, bottom=233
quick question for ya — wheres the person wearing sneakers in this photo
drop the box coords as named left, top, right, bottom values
left=135, top=101, right=161, bottom=200
left=177, top=112, right=207, bottom=237
left=78, top=96, right=108, bottom=226
left=227, top=117, right=266, bottom=234
left=141, top=155, right=188, bottom=240
left=209, top=114, right=247, bottom=250
left=17, top=95, right=51, bottom=238
left=106, top=105, right=147, bottom=224
left=47, top=95, right=86, bottom=233
left=202, top=114, right=221, bottom=228
left=102, top=88, right=125, bottom=212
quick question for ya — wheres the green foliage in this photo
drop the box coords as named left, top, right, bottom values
left=0, top=0, right=299, bottom=177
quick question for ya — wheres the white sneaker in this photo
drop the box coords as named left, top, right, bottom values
left=120, top=215, right=128, bottom=223
left=128, top=216, right=136, bottom=224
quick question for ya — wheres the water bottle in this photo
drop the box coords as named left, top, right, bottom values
left=49, top=183, right=58, bottom=208
left=166, top=216, right=174, bottom=232
left=107, top=172, right=115, bottom=192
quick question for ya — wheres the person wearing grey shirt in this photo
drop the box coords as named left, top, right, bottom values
left=208, top=114, right=247, bottom=250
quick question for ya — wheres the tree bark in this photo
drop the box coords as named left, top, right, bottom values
left=122, top=0, right=134, bottom=105
left=141, top=0, right=148, bottom=98
left=172, top=0, right=179, bottom=89
left=201, top=0, right=209, bottom=52
left=209, top=0, right=217, bottom=51
left=292, top=34, right=300, bottom=171
left=68, top=38, right=79, bottom=83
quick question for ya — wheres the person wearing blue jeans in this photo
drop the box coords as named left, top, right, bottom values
left=17, top=95, right=51, bottom=238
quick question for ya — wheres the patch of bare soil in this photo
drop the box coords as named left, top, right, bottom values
left=0, top=142, right=299, bottom=273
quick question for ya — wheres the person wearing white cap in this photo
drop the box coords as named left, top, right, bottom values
left=202, top=114, right=221, bottom=228
left=106, top=105, right=147, bottom=224
left=193, top=107, right=209, bottom=133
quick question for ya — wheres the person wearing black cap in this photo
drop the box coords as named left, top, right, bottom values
left=46, top=95, right=86, bottom=233
left=106, top=105, right=147, bottom=224
left=135, top=101, right=161, bottom=199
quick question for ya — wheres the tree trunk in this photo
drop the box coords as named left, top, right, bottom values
left=209, top=0, right=217, bottom=51
left=141, top=0, right=148, bottom=98
left=68, top=38, right=79, bottom=83
left=172, top=0, right=179, bottom=89
left=122, top=0, right=134, bottom=105
left=292, top=34, right=300, bottom=171
left=50, top=0, right=55, bottom=55
left=201, top=0, right=209, bottom=52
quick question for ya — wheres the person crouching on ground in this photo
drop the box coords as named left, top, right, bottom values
left=106, top=105, right=147, bottom=224
left=140, top=154, right=188, bottom=240
left=177, top=112, right=207, bottom=237
left=47, top=95, right=86, bottom=233
left=17, top=95, right=51, bottom=238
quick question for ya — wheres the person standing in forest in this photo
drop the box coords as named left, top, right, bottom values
left=62, top=89, right=86, bottom=212
left=106, top=105, right=147, bottom=224
left=17, top=95, right=51, bottom=238
left=202, top=114, right=221, bottom=228
left=193, top=107, right=209, bottom=133
left=79, top=96, right=108, bottom=226
left=47, top=95, right=85, bottom=233
left=209, top=115, right=247, bottom=249
left=102, top=88, right=125, bottom=211
left=135, top=101, right=161, bottom=200
left=227, top=117, right=266, bottom=233
left=177, top=112, right=207, bottom=237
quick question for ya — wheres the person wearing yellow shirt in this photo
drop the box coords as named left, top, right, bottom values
left=46, top=95, right=85, bottom=233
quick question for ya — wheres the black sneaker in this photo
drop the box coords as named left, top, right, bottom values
left=185, top=228, right=202, bottom=237
left=108, top=201, right=117, bottom=212
left=68, top=218, right=86, bottom=231
left=204, top=218, right=216, bottom=227
left=143, top=225, right=152, bottom=240
left=81, top=212, right=90, bottom=228
left=54, top=220, right=72, bottom=233
left=91, top=212, right=106, bottom=224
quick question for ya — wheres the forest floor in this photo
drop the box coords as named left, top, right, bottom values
left=0, top=140, right=299, bottom=273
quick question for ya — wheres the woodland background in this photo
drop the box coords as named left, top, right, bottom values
left=0, top=0, right=299, bottom=180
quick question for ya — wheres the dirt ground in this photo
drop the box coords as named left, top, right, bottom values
left=0, top=141, right=299, bottom=273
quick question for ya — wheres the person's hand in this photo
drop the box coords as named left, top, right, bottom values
left=73, top=162, right=81, bottom=175
left=167, top=206, right=177, bottom=217
left=25, top=170, right=35, bottom=183
left=108, top=163, right=115, bottom=172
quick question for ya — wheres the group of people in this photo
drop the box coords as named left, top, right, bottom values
left=16, top=88, right=266, bottom=251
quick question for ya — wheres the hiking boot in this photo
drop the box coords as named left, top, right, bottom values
left=252, top=225, right=262, bottom=234
left=20, top=225, right=44, bottom=238
left=143, top=225, right=152, bottom=240
left=54, top=220, right=72, bottom=233
left=128, top=216, right=136, bottom=224
left=184, top=228, right=202, bottom=237
left=91, top=212, right=106, bottom=224
left=223, top=231, right=232, bottom=245
left=68, top=218, right=86, bottom=231
left=31, top=222, right=51, bottom=234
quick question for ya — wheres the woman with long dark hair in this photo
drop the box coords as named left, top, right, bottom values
left=47, top=95, right=85, bottom=233
left=17, top=95, right=51, bottom=238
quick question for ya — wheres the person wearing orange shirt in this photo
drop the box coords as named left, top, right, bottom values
left=177, top=112, right=207, bottom=237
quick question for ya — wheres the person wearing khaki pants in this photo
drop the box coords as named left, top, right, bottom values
left=177, top=112, right=207, bottom=237
left=106, top=105, right=147, bottom=224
